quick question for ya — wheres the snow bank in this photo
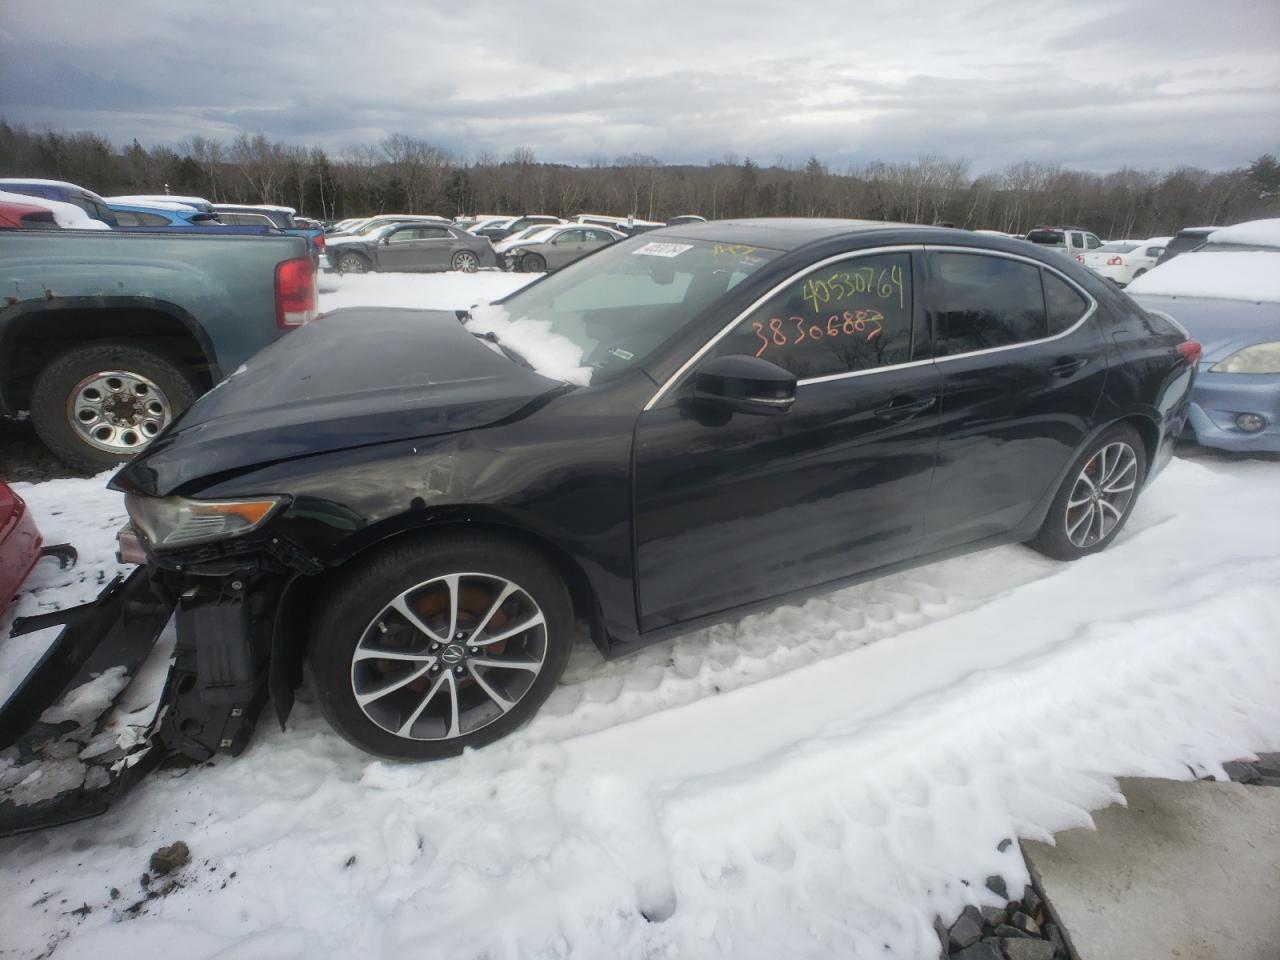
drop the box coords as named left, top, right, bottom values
left=1, top=455, right=1278, bottom=959
left=466, top=302, right=593, bottom=385
left=0, top=190, right=110, bottom=230
left=317, top=270, right=534, bottom=314
left=1125, top=250, right=1280, bottom=303
left=1206, top=218, right=1280, bottom=249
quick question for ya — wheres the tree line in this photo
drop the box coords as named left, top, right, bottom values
left=2, top=120, right=1276, bottom=238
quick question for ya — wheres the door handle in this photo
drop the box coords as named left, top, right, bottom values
left=1049, top=357, right=1089, bottom=377
left=873, top=395, right=937, bottom=420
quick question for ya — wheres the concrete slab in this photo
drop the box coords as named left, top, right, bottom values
left=1023, top=778, right=1280, bottom=960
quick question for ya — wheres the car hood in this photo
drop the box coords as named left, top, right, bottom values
left=324, top=234, right=373, bottom=247
left=1132, top=294, right=1280, bottom=362
left=113, top=308, right=564, bottom=497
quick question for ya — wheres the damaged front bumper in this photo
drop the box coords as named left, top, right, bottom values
left=0, top=528, right=292, bottom=837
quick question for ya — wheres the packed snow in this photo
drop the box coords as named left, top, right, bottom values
left=1206, top=217, right=1280, bottom=249
left=2, top=270, right=1278, bottom=959
left=1125, top=250, right=1280, bottom=303
left=317, top=269, right=535, bottom=314
left=0, top=190, right=111, bottom=230
left=465, top=302, right=594, bottom=385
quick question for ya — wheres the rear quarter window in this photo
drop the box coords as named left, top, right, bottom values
left=1043, top=272, right=1089, bottom=335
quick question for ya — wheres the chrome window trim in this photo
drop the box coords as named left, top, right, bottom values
left=643, top=245, right=922, bottom=411
left=642, top=243, right=1097, bottom=408
left=925, top=245, right=1097, bottom=365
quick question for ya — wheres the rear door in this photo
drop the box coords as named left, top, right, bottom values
left=921, top=249, right=1107, bottom=551
left=633, top=247, right=942, bottom=630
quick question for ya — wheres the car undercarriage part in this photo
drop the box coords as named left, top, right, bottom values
left=0, top=568, right=277, bottom=837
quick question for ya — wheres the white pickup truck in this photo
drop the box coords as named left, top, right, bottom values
left=1025, top=226, right=1104, bottom=259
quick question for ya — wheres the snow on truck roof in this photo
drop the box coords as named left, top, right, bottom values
left=109, top=194, right=211, bottom=209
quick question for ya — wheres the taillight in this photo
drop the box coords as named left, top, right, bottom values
left=275, top=256, right=317, bottom=329
left=1177, top=340, right=1202, bottom=366
left=1107, top=256, right=1123, bottom=266
left=1075, top=255, right=1085, bottom=263
left=314, top=234, right=325, bottom=250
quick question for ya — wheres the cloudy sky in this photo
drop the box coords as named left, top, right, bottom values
left=2, top=0, right=1277, bottom=173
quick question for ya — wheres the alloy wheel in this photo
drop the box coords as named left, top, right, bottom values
left=350, top=572, right=548, bottom=741
left=339, top=255, right=367, bottom=274
left=1064, top=441, right=1138, bottom=548
left=65, top=370, right=173, bottom=453
left=453, top=251, right=479, bottom=273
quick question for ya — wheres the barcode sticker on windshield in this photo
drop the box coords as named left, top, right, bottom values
left=632, top=242, right=693, bottom=258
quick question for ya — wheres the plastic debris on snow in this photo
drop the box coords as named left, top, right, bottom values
left=0, top=456, right=1276, bottom=958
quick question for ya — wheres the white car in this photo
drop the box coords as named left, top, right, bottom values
left=1076, top=237, right=1171, bottom=286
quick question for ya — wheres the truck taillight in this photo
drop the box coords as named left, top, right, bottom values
left=1107, top=256, right=1123, bottom=266
left=313, top=234, right=325, bottom=250
left=1177, top=340, right=1202, bottom=367
left=275, top=256, right=317, bottom=329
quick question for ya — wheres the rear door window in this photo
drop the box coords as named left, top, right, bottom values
left=713, top=252, right=914, bottom=379
left=932, top=252, right=1046, bottom=354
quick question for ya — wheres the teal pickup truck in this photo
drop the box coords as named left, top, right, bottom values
left=0, top=229, right=315, bottom=472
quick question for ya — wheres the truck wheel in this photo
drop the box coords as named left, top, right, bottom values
left=308, top=531, right=574, bottom=760
left=337, top=253, right=371, bottom=274
left=30, top=342, right=199, bottom=473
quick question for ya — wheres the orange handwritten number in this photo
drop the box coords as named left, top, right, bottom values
left=752, top=321, right=768, bottom=357
left=769, top=318, right=787, bottom=346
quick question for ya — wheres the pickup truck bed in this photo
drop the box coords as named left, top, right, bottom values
left=0, top=229, right=314, bottom=472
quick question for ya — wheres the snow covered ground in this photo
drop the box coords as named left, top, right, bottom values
left=1, top=270, right=1278, bottom=960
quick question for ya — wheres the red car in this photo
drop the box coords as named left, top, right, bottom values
left=0, top=482, right=75, bottom=611
left=0, top=198, right=59, bottom=230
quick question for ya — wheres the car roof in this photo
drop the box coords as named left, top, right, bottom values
left=651, top=217, right=986, bottom=251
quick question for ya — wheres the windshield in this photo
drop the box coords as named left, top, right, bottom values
left=1099, top=242, right=1137, bottom=253
left=468, top=236, right=780, bottom=383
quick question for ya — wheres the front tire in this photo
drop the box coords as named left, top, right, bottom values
left=309, top=531, right=574, bottom=760
left=30, top=342, right=198, bottom=473
left=521, top=252, right=547, bottom=273
left=337, top=252, right=371, bottom=274
left=1030, top=423, right=1146, bottom=561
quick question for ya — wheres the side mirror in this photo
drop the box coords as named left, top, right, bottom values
left=381, top=236, right=391, bottom=244
left=692, top=355, right=796, bottom=416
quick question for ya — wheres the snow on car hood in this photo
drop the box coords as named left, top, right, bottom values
left=1126, top=251, right=1280, bottom=304
left=113, top=308, right=565, bottom=497
left=465, top=302, right=593, bottom=386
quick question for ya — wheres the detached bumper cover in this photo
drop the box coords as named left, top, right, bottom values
left=0, top=568, right=175, bottom=836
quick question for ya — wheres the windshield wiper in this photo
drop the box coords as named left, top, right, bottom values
left=471, top=329, right=534, bottom=370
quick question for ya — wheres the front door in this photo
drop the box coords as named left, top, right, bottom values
left=546, top=229, right=588, bottom=269
left=633, top=248, right=942, bottom=631
left=921, top=249, right=1109, bottom=551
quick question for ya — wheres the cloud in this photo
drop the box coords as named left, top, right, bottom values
left=1, top=0, right=1276, bottom=172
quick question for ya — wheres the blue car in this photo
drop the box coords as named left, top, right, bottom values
left=1129, top=221, right=1280, bottom=454
left=107, top=199, right=220, bottom=228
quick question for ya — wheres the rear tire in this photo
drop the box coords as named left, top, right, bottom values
left=30, top=342, right=198, bottom=473
left=451, top=250, right=479, bottom=273
left=308, top=531, right=574, bottom=760
left=1030, top=423, right=1146, bottom=561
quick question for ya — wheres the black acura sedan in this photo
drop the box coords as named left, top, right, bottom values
left=112, top=220, right=1198, bottom=761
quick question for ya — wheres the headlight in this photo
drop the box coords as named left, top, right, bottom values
left=126, top=494, right=285, bottom=548
left=1213, top=342, right=1280, bottom=374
